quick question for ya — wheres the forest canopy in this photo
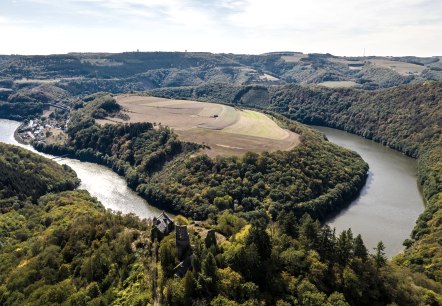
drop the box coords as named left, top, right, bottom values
left=35, top=95, right=368, bottom=221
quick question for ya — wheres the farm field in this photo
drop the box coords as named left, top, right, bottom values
left=101, top=95, right=300, bottom=157
left=368, top=59, right=426, bottom=75
left=281, top=54, right=308, bottom=62
left=318, top=81, right=360, bottom=88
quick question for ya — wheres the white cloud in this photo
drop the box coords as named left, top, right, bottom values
left=1, top=0, right=441, bottom=55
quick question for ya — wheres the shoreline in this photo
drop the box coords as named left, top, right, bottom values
left=33, top=129, right=369, bottom=224
left=1, top=117, right=421, bottom=258
left=13, top=122, right=31, bottom=145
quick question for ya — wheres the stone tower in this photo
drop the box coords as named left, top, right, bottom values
left=175, top=225, right=190, bottom=259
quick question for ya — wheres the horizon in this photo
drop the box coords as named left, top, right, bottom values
left=1, top=0, right=441, bottom=57
left=2, top=50, right=442, bottom=58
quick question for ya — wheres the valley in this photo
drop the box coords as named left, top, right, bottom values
left=0, top=52, right=440, bottom=305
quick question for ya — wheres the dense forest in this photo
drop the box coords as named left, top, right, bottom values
left=139, top=120, right=368, bottom=221
left=0, top=145, right=154, bottom=305
left=35, top=94, right=369, bottom=222
left=0, top=52, right=441, bottom=97
left=0, top=143, right=79, bottom=207
left=0, top=53, right=440, bottom=304
left=150, top=81, right=442, bottom=282
left=0, top=84, right=76, bottom=120
left=1, top=146, right=441, bottom=305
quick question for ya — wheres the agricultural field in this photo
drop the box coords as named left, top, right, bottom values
left=44, top=127, right=68, bottom=145
left=329, top=58, right=365, bottom=70
left=281, top=54, right=308, bottom=62
left=318, top=81, right=360, bottom=88
left=259, top=73, right=280, bottom=81
left=101, top=95, right=300, bottom=157
left=368, top=59, right=426, bottom=75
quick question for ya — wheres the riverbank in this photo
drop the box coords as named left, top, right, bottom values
left=13, top=122, right=32, bottom=145
left=1, top=119, right=163, bottom=220
left=312, top=126, right=424, bottom=257
left=34, top=94, right=370, bottom=222
left=2, top=117, right=425, bottom=258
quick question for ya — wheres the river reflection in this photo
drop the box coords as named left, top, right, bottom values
left=312, top=126, right=424, bottom=257
left=0, top=119, right=162, bottom=220
left=0, top=119, right=424, bottom=256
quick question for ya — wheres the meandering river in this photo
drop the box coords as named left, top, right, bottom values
left=0, top=119, right=162, bottom=220
left=312, top=126, right=424, bottom=257
left=0, top=119, right=424, bottom=257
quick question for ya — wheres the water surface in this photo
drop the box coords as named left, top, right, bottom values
left=0, top=119, right=424, bottom=256
left=312, top=126, right=424, bottom=257
left=0, top=119, right=162, bottom=220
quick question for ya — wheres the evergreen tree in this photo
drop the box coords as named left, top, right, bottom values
left=182, top=271, right=194, bottom=303
left=276, top=211, right=299, bottom=238
left=373, top=241, right=386, bottom=268
left=299, top=214, right=321, bottom=250
left=246, top=219, right=271, bottom=260
left=353, top=234, right=368, bottom=259
left=336, top=229, right=354, bottom=265
left=198, top=252, right=219, bottom=297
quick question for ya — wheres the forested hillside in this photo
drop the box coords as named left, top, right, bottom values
left=0, top=84, right=75, bottom=120
left=1, top=54, right=440, bottom=304
left=0, top=52, right=440, bottom=97
left=0, top=143, right=79, bottom=207
left=150, top=81, right=442, bottom=281
left=1, top=52, right=440, bottom=121
left=1, top=144, right=441, bottom=305
left=35, top=94, right=368, bottom=221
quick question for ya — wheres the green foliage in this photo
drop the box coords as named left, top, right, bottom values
left=215, top=211, right=247, bottom=236
left=140, top=123, right=368, bottom=220
left=0, top=101, right=46, bottom=120
left=0, top=190, right=152, bottom=306
left=0, top=143, right=79, bottom=207
left=0, top=143, right=153, bottom=305
left=2, top=186, right=441, bottom=306
left=0, top=84, right=74, bottom=120
left=35, top=94, right=368, bottom=223
left=151, top=81, right=442, bottom=282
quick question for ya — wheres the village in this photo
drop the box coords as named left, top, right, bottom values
left=16, top=105, right=70, bottom=145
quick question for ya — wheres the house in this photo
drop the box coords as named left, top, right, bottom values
left=151, top=211, right=174, bottom=241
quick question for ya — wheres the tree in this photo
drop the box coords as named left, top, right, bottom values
left=198, top=252, right=219, bottom=297
left=276, top=211, right=298, bottom=237
left=159, top=238, right=177, bottom=277
left=353, top=234, right=368, bottom=259
left=336, top=229, right=354, bottom=265
left=218, top=267, right=243, bottom=300
left=326, top=292, right=350, bottom=306
left=182, top=271, right=194, bottom=304
left=373, top=241, right=386, bottom=268
left=214, top=195, right=233, bottom=210
left=246, top=219, right=271, bottom=260
left=299, top=214, right=321, bottom=250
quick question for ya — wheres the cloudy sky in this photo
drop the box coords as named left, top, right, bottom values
left=0, top=0, right=441, bottom=56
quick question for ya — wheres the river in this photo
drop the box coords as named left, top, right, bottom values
left=0, top=119, right=424, bottom=257
left=312, top=126, right=424, bottom=257
left=0, top=119, right=162, bottom=220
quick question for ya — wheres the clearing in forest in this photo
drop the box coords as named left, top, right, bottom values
left=281, top=54, right=308, bottom=63
left=368, top=59, right=426, bottom=75
left=318, top=81, right=360, bottom=88
left=100, top=95, right=300, bottom=157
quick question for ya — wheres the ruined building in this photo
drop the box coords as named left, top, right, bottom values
left=151, top=211, right=174, bottom=241
left=175, top=225, right=190, bottom=259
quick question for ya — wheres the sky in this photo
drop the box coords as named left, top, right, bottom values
left=0, top=0, right=441, bottom=56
